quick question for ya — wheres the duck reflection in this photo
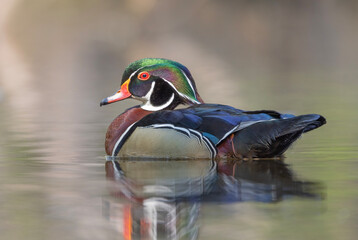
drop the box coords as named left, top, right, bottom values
left=103, top=159, right=322, bottom=239
left=104, top=159, right=214, bottom=240
left=215, top=160, right=322, bottom=203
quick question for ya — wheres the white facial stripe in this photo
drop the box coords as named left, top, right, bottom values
left=140, top=81, right=175, bottom=111
left=128, top=64, right=200, bottom=108
left=179, top=69, right=197, bottom=99
left=128, top=66, right=144, bottom=80
left=129, top=64, right=199, bottom=104
left=143, top=81, right=155, bottom=101
left=161, top=78, right=200, bottom=104
left=180, top=94, right=200, bottom=104
left=128, top=64, right=158, bottom=81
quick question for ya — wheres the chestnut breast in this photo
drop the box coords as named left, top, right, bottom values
left=105, top=107, right=152, bottom=155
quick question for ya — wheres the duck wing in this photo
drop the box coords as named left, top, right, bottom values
left=117, top=104, right=326, bottom=158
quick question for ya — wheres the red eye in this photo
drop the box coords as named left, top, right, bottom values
left=138, top=71, right=150, bottom=81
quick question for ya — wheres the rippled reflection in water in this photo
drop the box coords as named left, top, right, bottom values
left=104, top=158, right=322, bottom=239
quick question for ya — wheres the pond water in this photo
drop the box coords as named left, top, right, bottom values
left=1, top=1, right=358, bottom=240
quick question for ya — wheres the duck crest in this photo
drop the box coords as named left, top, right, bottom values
left=122, top=58, right=203, bottom=105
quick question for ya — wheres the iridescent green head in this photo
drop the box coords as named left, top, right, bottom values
left=100, top=58, right=204, bottom=111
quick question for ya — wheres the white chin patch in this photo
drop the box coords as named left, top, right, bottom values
left=141, top=93, right=175, bottom=111
left=140, top=81, right=175, bottom=111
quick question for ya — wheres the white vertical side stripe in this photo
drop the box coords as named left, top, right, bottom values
left=112, top=122, right=138, bottom=156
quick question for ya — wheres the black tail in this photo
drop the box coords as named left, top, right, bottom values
left=232, top=114, right=326, bottom=158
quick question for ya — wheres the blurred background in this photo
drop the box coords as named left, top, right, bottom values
left=0, top=0, right=358, bottom=239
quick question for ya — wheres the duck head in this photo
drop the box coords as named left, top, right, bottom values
left=100, top=58, right=204, bottom=111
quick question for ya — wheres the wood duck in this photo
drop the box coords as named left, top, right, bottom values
left=100, top=58, right=326, bottom=159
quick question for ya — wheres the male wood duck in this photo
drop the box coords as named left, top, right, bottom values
left=100, top=58, right=326, bottom=159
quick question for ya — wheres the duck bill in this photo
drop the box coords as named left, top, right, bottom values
left=100, top=79, right=131, bottom=106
